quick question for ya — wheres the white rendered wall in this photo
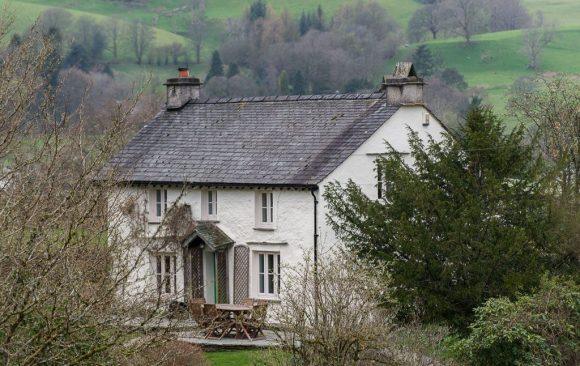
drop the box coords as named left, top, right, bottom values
left=317, top=105, right=447, bottom=252
left=111, top=104, right=446, bottom=303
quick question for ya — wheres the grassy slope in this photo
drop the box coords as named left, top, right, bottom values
left=7, top=0, right=580, bottom=116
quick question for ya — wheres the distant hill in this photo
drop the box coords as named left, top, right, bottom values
left=8, top=0, right=580, bottom=115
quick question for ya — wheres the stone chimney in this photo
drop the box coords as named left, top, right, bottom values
left=165, top=67, right=202, bottom=110
left=381, top=62, right=424, bottom=105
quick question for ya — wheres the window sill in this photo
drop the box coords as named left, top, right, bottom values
left=253, top=227, right=275, bottom=231
left=255, top=296, right=281, bottom=303
left=199, top=219, right=220, bottom=223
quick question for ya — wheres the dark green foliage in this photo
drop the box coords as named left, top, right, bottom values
left=291, top=70, right=306, bottom=94
left=249, top=0, right=267, bottom=22
left=324, top=107, right=551, bottom=328
left=344, top=78, right=373, bottom=93
left=440, top=68, right=468, bottom=90
left=299, top=6, right=324, bottom=36
left=450, top=276, right=579, bottom=366
left=62, top=43, right=91, bottom=72
left=206, top=50, right=224, bottom=82
left=227, top=63, right=239, bottom=78
left=411, top=44, right=439, bottom=77
left=278, top=69, right=290, bottom=95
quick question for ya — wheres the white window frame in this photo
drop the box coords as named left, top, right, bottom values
left=255, top=191, right=275, bottom=228
left=377, top=163, right=384, bottom=200
left=149, top=188, right=167, bottom=223
left=201, top=189, right=218, bottom=220
left=256, top=252, right=280, bottom=298
left=154, top=253, right=177, bottom=295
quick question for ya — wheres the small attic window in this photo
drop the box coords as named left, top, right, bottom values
left=423, top=113, right=430, bottom=126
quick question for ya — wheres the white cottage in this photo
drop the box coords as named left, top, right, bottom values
left=107, top=62, right=447, bottom=305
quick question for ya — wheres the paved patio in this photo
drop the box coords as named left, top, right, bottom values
left=177, top=329, right=279, bottom=350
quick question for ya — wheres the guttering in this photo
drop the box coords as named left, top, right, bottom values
left=310, top=186, right=319, bottom=325
left=310, top=188, right=319, bottom=268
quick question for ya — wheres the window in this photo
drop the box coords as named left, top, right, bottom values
left=423, top=113, right=430, bottom=126
left=150, top=188, right=167, bottom=222
left=377, top=163, right=384, bottom=199
left=256, top=191, right=274, bottom=227
left=202, top=190, right=217, bottom=220
left=257, top=253, right=280, bottom=296
left=154, top=254, right=177, bottom=295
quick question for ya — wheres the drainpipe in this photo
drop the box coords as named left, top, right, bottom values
left=310, top=188, right=319, bottom=325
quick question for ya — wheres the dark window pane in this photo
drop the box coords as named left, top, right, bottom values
left=277, top=255, right=281, bottom=294
left=270, top=193, right=274, bottom=222
left=164, top=190, right=167, bottom=213
left=208, top=191, right=213, bottom=215
left=268, top=273, right=274, bottom=294
left=259, top=254, right=264, bottom=273
left=259, top=254, right=264, bottom=293
left=156, top=190, right=161, bottom=216
left=165, top=256, right=171, bottom=293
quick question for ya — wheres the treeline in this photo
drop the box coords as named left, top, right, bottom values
left=204, top=0, right=402, bottom=97
left=409, top=0, right=531, bottom=43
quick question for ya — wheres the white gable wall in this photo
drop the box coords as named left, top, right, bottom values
left=317, top=105, right=447, bottom=251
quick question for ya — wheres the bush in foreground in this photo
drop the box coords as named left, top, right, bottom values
left=450, top=276, right=579, bottom=366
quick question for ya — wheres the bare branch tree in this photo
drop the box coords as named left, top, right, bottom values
left=126, top=21, right=155, bottom=65
left=0, top=13, right=179, bottom=365
left=523, top=11, right=556, bottom=70
left=444, top=0, right=489, bottom=45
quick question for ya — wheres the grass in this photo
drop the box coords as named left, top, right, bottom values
left=390, top=25, right=580, bottom=116
left=203, top=349, right=288, bottom=366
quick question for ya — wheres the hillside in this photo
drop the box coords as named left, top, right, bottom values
left=6, top=0, right=580, bottom=114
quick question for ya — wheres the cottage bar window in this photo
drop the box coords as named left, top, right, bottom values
left=258, top=253, right=280, bottom=296
left=155, top=254, right=176, bottom=295
left=151, top=189, right=168, bottom=222
left=261, top=192, right=274, bottom=223
left=202, top=190, right=218, bottom=220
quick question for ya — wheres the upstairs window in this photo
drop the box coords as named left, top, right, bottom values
left=377, top=164, right=384, bottom=200
left=154, top=253, right=176, bottom=295
left=255, top=191, right=275, bottom=229
left=202, top=190, right=218, bottom=220
left=150, top=189, right=167, bottom=222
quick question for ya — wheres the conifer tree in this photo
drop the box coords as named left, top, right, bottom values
left=278, top=70, right=290, bottom=95
left=325, top=107, right=552, bottom=328
left=411, top=44, right=439, bottom=77
left=292, top=70, right=306, bottom=94
left=205, top=50, right=224, bottom=82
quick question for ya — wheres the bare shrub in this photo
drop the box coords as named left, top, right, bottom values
left=272, top=250, right=396, bottom=366
left=0, top=10, right=179, bottom=365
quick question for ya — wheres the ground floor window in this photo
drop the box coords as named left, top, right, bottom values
left=154, top=254, right=177, bottom=295
left=257, top=252, right=280, bottom=296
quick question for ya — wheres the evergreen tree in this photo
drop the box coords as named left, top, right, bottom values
left=314, top=5, right=324, bottom=31
left=324, top=107, right=551, bottom=328
left=249, top=0, right=267, bottom=22
left=62, top=43, right=91, bottom=72
left=291, top=70, right=306, bottom=94
left=411, top=44, right=439, bottom=77
left=205, top=50, right=224, bottom=82
left=278, top=70, right=290, bottom=95
left=299, top=11, right=309, bottom=36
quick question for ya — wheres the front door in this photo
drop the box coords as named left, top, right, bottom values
left=184, top=237, right=204, bottom=300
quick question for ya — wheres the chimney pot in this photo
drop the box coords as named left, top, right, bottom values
left=178, top=67, right=190, bottom=78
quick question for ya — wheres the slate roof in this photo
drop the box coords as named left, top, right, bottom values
left=107, top=92, right=399, bottom=187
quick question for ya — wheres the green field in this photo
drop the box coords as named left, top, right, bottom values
left=5, top=0, right=580, bottom=115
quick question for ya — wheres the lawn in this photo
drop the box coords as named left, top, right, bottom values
left=389, top=25, right=580, bottom=115
left=204, top=349, right=288, bottom=366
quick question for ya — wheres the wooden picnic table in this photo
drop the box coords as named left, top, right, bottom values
left=215, top=304, right=253, bottom=341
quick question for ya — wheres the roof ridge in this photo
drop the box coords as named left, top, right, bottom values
left=192, top=92, right=385, bottom=105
